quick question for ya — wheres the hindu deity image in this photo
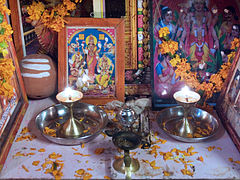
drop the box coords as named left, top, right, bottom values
left=67, top=28, right=116, bottom=97
left=152, top=0, right=240, bottom=100
left=153, top=5, right=184, bottom=99
left=96, top=54, right=114, bottom=89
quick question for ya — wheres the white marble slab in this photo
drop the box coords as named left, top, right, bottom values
left=0, top=98, right=239, bottom=179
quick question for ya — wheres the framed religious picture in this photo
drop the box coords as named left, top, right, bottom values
left=58, top=17, right=125, bottom=105
left=0, top=14, right=28, bottom=170
left=150, top=0, right=240, bottom=109
left=216, top=48, right=240, bottom=152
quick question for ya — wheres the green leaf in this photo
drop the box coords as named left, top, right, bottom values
left=216, top=14, right=223, bottom=29
left=186, top=52, right=193, bottom=62
left=174, top=10, right=179, bottom=21
left=209, top=54, right=216, bottom=63
left=219, top=34, right=226, bottom=44
left=0, top=41, right=7, bottom=49
left=0, top=27, right=5, bottom=35
left=216, top=49, right=222, bottom=70
left=188, top=60, right=197, bottom=66
left=206, top=67, right=216, bottom=73
left=0, top=13, right=3, bottom=23
left=205, top=61, right=215, bottom=66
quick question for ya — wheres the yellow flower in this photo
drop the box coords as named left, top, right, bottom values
left=158, top=27, right=170, bottom=38
left=219, top=61, right=231, bottom=79
left=227, top=51, right=236, bottom=62
left=63, top=0, right=77, bottom=11
left=231, top=38, right=240, bottom=50
left=0, top=1, right=10, bottom=15
left=0, top=22, right=13, bottom=42
left=27, top=0, right=80, bottom=32
left=159, top=40, right=178, bottom=55
left=0, top=58, right=15, bottom=98
left=0, top=82, right=14, bottom=98
left=170, top=55, right=181, bottom=67
left=27, top=1, right=45, bottom=21
left=209, top=74, right=223, bottom=92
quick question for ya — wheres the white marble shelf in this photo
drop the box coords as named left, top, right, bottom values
left=0, top=98, right=239, bottom=179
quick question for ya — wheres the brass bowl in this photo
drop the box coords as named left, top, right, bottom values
left=112, top=131, right=142, bottom=150
left=35, top=102, right=108, bottom=145
left=157, top=106, right=220, bottom=142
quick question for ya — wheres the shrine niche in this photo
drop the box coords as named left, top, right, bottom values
left=150, top=0, right=240, bottom=109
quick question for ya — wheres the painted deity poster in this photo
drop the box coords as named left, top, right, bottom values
left=67, top=27, right=116, bottom=97
left=150, top=0, right=240, bottom=108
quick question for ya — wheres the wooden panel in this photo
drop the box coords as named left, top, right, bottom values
left=125, top=0, right=138, bottom=69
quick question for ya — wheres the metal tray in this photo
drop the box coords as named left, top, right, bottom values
left=157, top=106, right=220, bottom=142
left=35, top=102, right=108, bottom=145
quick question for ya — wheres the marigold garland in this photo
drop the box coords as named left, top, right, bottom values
left=0, top=1, right=15, bottom=99
left=27, top=0, right=82, bottom=32
left=157, top=26, right=237, bottom=106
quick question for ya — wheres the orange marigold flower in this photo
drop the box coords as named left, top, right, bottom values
left=0, top=22, right=13, bottom=42
left=22, top=165, right=29, bottom=172
left=104, top=176, right=111, bottom=180
left=0, top=1, right=11, bottom=15
left=169, top=54, right=181, bottom=67
left=94, top=148, right=105, bottom=155
left=197, top=156, right=204, bottom=162
left=32, top=161, right=40, bottom=166
left=63, top=0, right=77, bottom=11
left=207, top=146, right=215, bottom=151
left=158, top=26, right=170, bottom=38
left=49, top=152, right=62, bottom=159
left=20, top=127, right=30, bottom=134
left=159, top=40, right=178, bottom=55
left=27, top=1, right=45, bottom=21
left=163, top=170, right=171, bottom=176
left=231, top=38, right=240, bottom=50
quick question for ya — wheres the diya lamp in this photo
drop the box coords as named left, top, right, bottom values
left=56, top=87, right=84, bottom=138
left=173, top=86, right=201, bottom=137
left=112, top=131, right=142, bottom=180
left=112, top=105, right=142, bottom=179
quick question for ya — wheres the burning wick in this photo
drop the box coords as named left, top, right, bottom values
left=56, top=87, right=83, bottom=103
left=173, top=86, right=200, bottom=104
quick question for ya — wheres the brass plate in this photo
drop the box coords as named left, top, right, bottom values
left=157, top=106, right=220, bottom=142
left=35, top=102, right=108, bottom=145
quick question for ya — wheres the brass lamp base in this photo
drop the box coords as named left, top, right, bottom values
left=57, top=115, right=85, bottom=138
left=112, top=131, right=142, bottom=178
left=164, top=116, right=194, bottom=138
left=57, top=101, right=85, bottom=138
left=113, top=157, right=140, bottom=174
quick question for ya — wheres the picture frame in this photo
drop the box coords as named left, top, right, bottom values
left=0, top=17, right=28, bottom=170
left=58, top=17, right=125, bottom=105
left=216, top=48, right=240, bottom=152
left=149, top=0, right=240, bottom=109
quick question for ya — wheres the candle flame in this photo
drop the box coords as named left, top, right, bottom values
left=64, top=87, right=74, bottom=99
left=181, top=86, right=190, bottom=93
